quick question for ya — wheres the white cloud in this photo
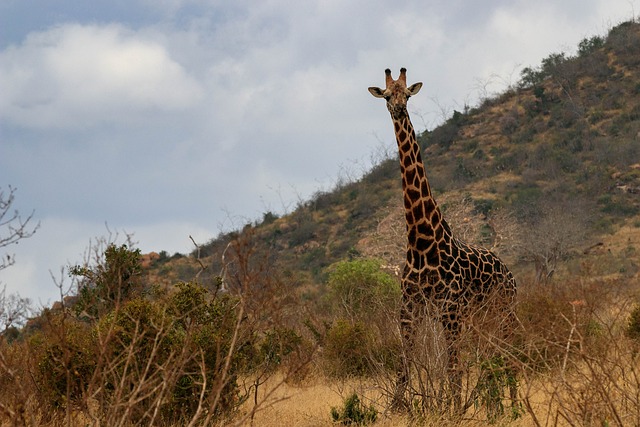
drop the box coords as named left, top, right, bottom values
left=0, top=23, right=203, bottom=129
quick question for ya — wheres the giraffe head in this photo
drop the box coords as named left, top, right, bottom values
left=368, top=68, right=423, bottom=120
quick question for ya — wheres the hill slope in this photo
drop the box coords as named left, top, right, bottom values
left=150, top=20, right=640, bottom=293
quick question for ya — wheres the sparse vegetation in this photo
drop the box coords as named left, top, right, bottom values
left=330, top=392, right=378, bottom=426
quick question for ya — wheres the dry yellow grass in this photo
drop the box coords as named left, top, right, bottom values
left=235, top=376, right=389, bottom=427
left=233, top=375, right=544, bottom=427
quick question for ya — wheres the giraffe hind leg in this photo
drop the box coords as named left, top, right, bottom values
left=391, top=301, right=415, bottom=412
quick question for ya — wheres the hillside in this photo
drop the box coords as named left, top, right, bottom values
left=150, top=20, right=640, bottom=293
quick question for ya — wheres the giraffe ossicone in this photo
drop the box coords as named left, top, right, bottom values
left=369, top=68, right=518, bottom=412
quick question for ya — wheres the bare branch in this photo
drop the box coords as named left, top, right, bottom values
left=189, top=235, right=208, bottom=281
left=0, top=286, right=32, bottom=332
left=0, top=186, right=40, bottom=271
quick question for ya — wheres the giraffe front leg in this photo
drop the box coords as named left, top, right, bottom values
left=392, top=297, right=415, bottom=412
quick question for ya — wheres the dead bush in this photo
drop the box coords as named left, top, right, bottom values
left=515, top=275, right=640, bottom=427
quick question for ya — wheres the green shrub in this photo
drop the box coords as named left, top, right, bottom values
left=72, top=244, right=142, bottom=317
left=578, top=35, right=604, bottom=56
left=330, top=392, right=378, bottom=425
left=327, top=259, right=399, bottom=319
left=425, top=120, right=461, bottom=150
left=598, top=194, right=640, bottom=216
left=475, top=356, right=521, bottom=422
left=257, top=327, right=302, bottom=372
left=324, top=319, right=371, bottom=377
left=170, top=284, right=247, bottom=418
left=29, top=315, right=96, bottom=409
left=626, top=304, right=640, bottom=341
left=519, top=66, right=545, bottom=89
left=97, top=297, right=178, bottom=368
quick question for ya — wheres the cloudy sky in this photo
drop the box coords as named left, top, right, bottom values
left=0, top=0, right=635, bottom=307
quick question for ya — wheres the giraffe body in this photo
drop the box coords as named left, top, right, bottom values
left=369, top=68, right=517, bottom=410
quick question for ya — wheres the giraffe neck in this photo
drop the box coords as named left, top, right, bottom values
left=393, top=115, right=451, bottom=265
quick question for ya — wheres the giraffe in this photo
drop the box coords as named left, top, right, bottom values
left=368, top=68, right=517, bottom=411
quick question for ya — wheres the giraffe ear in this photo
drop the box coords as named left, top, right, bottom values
left=408, top=82, right=423, bottom=96
left=368, top=87, right=386, bottom=98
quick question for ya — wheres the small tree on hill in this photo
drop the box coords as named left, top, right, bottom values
left=514, top=200, right=591, bottom=284
left=71, top=243, right=143, bottom=317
